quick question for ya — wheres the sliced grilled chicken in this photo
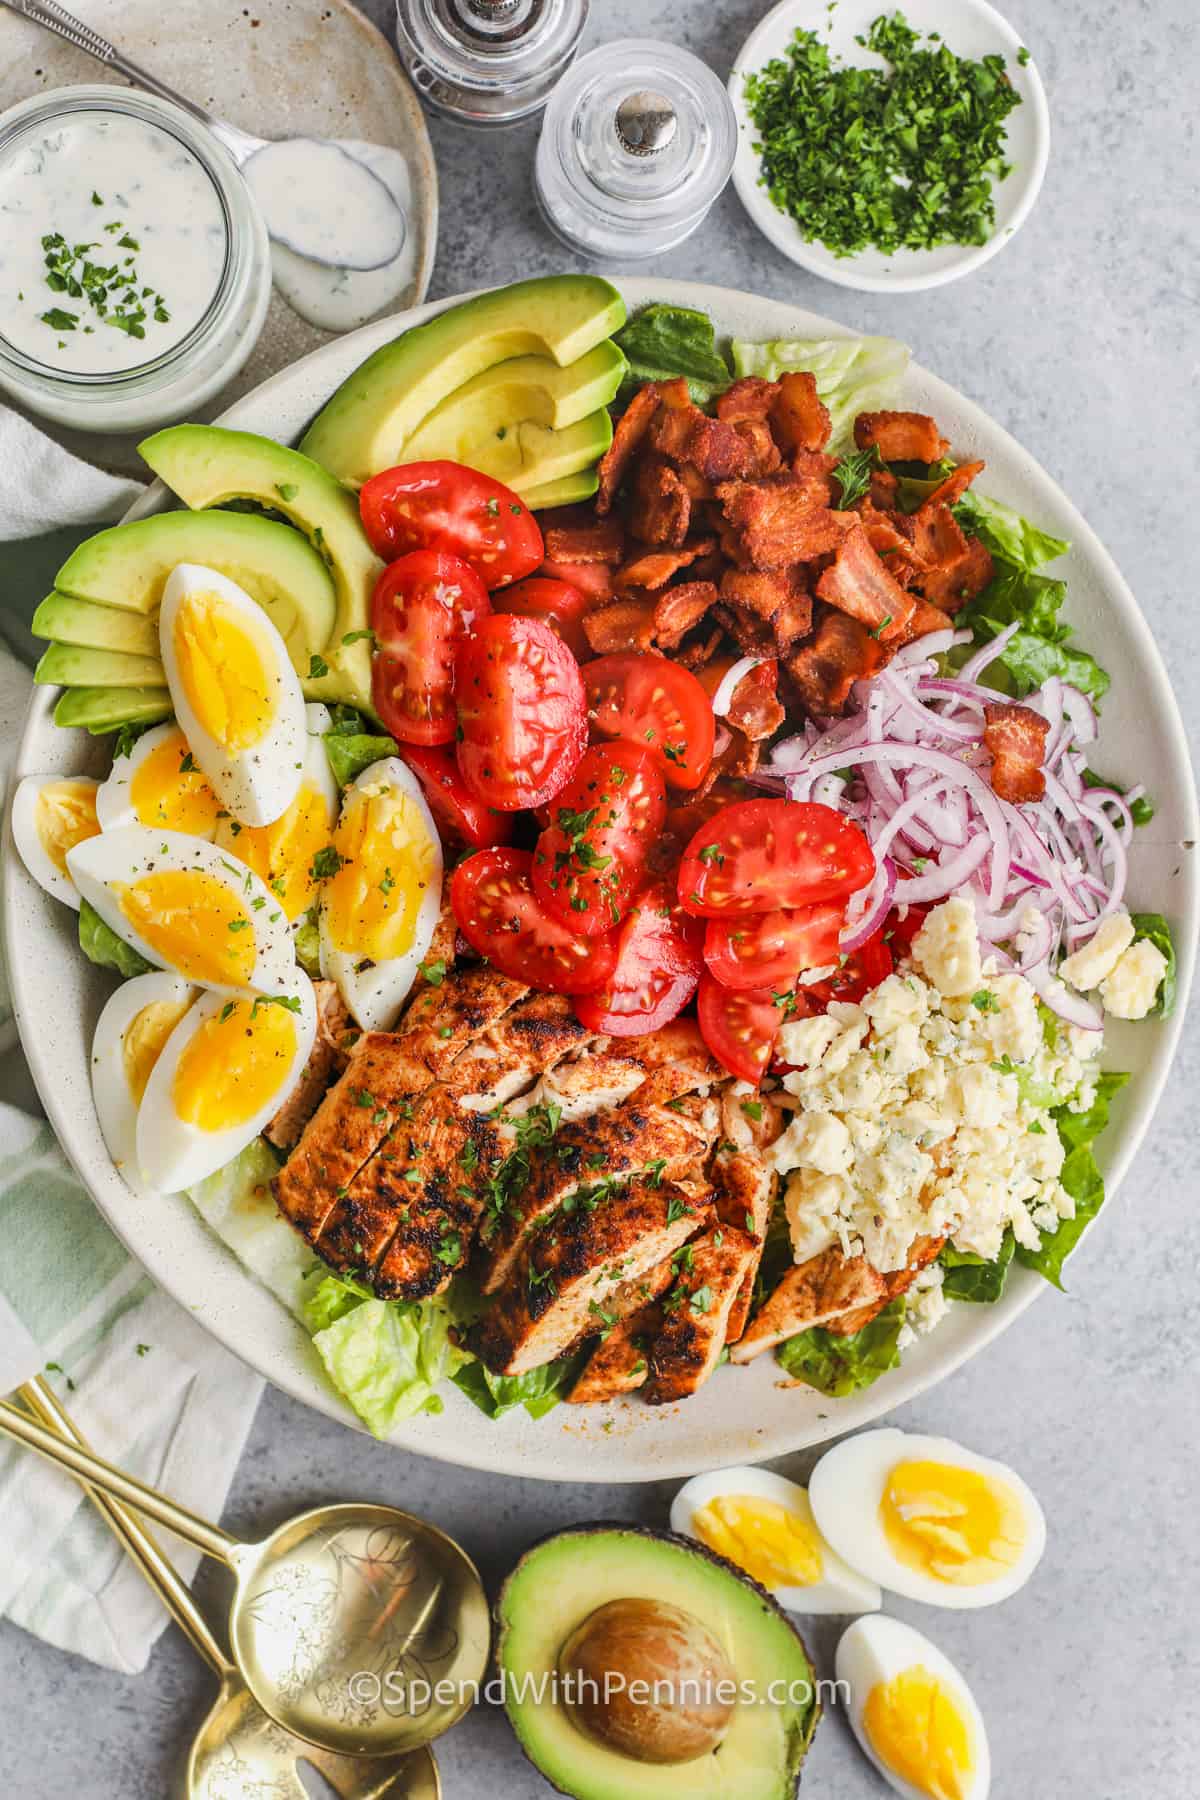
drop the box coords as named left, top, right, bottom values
left=448, top=992, right=597, bottom=1113
left=823, top=1232, right=945, bottom=1336
left=264, top=980, right=353, bottom=1151
left=620, top=1018, right=724, bottom=1106
left=471, top=1182, right=713, bottom=1376
left=567, top=1304, right=662, bottom=1404
left=711, top=1143, right=775, bottom=1344
left=393, top=965, right=530, bottom=1078
left=729, top=1247, right=886, bottom=1364
left=644, top=1227, right=759, bottom=1404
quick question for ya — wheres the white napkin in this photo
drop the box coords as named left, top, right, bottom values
left=0, top=404, right=263, bottom=1672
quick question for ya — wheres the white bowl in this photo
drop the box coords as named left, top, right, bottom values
left=728, top=0, right=1051, bottom=292
left=5, top=278, right=1194, bottom=1481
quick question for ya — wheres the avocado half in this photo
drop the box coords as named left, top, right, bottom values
left=497, top=1525, right=820, bottom=1800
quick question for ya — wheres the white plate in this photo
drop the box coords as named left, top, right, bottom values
left=5, top=279, right=1195, bottom=1482
left=729, top=0, right=1050, bottom=292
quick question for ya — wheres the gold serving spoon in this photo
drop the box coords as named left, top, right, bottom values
left=0, top=1393, right=490, bottom=1760
left=15, top=1377, right=441, bottom=1800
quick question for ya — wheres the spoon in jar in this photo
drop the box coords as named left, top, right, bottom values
left=15, top=1376, right=442, bottom=1800
left=3, top=0, right=408, bottom=270
left=0, top=1393, right=491, bottom=1760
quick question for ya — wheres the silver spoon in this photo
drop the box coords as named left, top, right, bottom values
left=2, top=0, right=408, bottom=270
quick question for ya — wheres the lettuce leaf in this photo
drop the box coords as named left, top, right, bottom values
left=185, top=1138, right=314, bottom=1313
left=78, top=898, right=152, bottom=979
left=953, top=489, right=1070, bottom=569
left=939, top=1232, right=1014, bottom=1303
left=293, top=908, right=321, bottom=977
left=1130, top=913, right=1176, bottom=1017
left=451, top=1349, right=587, bottom=1421
left=1083, top=769, right=1154, bottom=828
left=731, top=334, right=910, bottom=451
left=303, top=1275, right=471, bottom=1439
left=1015, top=1071, right=1130, bottom=1289
left=774, top=1298, right=906, bottom=1396
left=613, top=305, right=728, bottom=405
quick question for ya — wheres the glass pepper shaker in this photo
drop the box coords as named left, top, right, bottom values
left=395, top=0, right=589, bottom=126
left=534, top=39, right=738, bottom=260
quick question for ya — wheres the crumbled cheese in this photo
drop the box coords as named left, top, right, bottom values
left=912, top=895, right=983, bottom=997
left=1099, top=937, right=1167, bottom=1020
left=1059, top=910, right=1136, bottom=992
left=897, top=1264, right=948, bottom=1348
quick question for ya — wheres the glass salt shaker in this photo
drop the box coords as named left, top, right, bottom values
left=535, top=40, right=737, bottom=260
left=395, top=0, right=589, bottom=126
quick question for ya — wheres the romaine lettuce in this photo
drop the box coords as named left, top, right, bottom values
left=1130, top=913, right=1176, bottom=1017
left=451, top=1349, right=587, bottom=1421
left=78, top=898, right=152, bottom=979
left=1016, top=1071, right=1130, bottom=1289
left=940, top=1232, right=1014, bottom=1303
left=731, top=334, right=911, bottom=451
left=303, top=1274, right=471, bottom=1439
left=774, top=1297, right=906, bottom=1396
left=613, top=305, right=730, bottom=406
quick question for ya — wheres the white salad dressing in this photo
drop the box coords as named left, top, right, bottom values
left=242, top=137, right=406, bottom=271
left=0, top=110, right=228, bottom=375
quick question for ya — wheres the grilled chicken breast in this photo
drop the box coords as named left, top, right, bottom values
left=644, top=1227, right=760, bottom=1404
left=729, top=1247, right=887, bottom=1363
left=264, top=980, right=353, bottom=1152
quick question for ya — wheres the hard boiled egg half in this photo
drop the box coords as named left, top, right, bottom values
left=67, top=827, right=298, bottom=996
left=213, top=704, right=337, bottom=923
left=319, top=756, right=442, bottom=1031
left=809, top=1428, right=1045, bottom=1609
left=96, top=721, right=221, bottom=838
left=837, top=1615, right=990, bottom=1800
left=91, top=971, right=196, bottom=1191
left=670, top=1465, right=881, bottom=1614
left=159, top=563, right=306, bottom=828
left=137, top=976, right=316, bottom=1190
left=11, top=774, right=101, bottom=909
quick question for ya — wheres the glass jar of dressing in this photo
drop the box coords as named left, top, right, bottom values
left=395, top=0, right=589, bottom=125
left=0, top=86, right=271, bottom=434
left=535, top=40, right=737, bottom=260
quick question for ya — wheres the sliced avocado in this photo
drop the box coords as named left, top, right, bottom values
left=138, top=424, right=381, bottom=710
left=466, top=412, right=613, bottom=497
left=53, top=686, right=172, bottom=734
left=524, top=468, right=600, bottom=511
left=300, top=275, right=626, bottom=488
left=498, top=1526, right=819, bottom=1800
left=35, top=643, right=164, bottom=690
left=53, top=511, right=337, bottom=677
left=32, top=594, right=160, bottom=657
left=399, top=342, right=626, bottom=467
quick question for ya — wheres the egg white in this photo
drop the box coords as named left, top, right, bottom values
left=837, top=1615, right=991, bottom=1800
left=67, top=827, right=299, bottom=997
left=670, top=1465, right=881, bottom=1615
left=96, top=721, right=221, bottom=838
left=212, top=703, right=338, bottom=926
left=91, top=971, right=196, bottom=1193
left=11, top=774, right=100, bottom=910
left=158, top=562, right=306, bottom=828
left=136, top=973, right=317, bottom=1191
left=809, top=1428, right=1046, bottom=1610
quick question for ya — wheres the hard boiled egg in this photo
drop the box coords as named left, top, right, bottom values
left=671, top=1465, right=881, bottom=1614
left=809, top=1428, right=1045, bottom=1610
left=213, top=704, right=337, bottom=922
left=11, top=774, right=101, bottom=909
left=96, top=721, right=221, bottom=838
left=319, top=756, right=442, bottom=1031
left=67, top=827, right=298, bottom=996
left=837, top=1615, right=990, bottom=1800
left=159, top=563, right=306, bottom=827
left=136, top=975, right=317, bottom=1190
left=91, top=971, right=196, bottom=1191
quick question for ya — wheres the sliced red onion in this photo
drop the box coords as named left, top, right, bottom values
left=1061, top=683, right=1098, bottom=745
left=710, top=655, right=766, bottom=718
left=893, top=833, right=992, bottom=905
left=841, top=856, right=897, bottom=951
left=956, top=620, right=1021, bottom=686
left=1025, top=961, right=1104, bottom=1031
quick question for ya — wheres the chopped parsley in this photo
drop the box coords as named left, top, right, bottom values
left=971, top=989, right=1000, bottom=1013
left=35, top=221, right=172, bottom=346
left=309, top=845, right=345, bottom=882
left=308, top=653, right=330, bottom=680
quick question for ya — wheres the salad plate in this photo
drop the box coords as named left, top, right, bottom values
left=5, top=278, right=1195, bottom=1482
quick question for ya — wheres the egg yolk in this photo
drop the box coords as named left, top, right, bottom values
left=215, top=781, right=331, bottom=921
left=172, top=999, right=297, bottom=1131
left=691, top=1495, right=824, bottom=1589
left=322, top=782, right=437, bottom=960
left=173, top=589, right=277, bottom=754
left=880, top=1459, right=1025, bottom=1587
left=122, top=997, right=193, bottom=1103
left=118, top=870, right=257, bottom=986
left=129, top=730, right=221, bottom=835
left=36, top=779, right=100, bottom=874
left=863, top=1664, right=973, bottom=1800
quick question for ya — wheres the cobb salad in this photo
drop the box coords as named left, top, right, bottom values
left=11, top=277, right=1176, bottom=1437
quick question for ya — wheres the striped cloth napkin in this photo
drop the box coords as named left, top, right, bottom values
left=0, top=406, right=262, bottom=1671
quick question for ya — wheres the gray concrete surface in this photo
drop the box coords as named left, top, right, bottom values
left=1, top=1, right=1198, bottom=1794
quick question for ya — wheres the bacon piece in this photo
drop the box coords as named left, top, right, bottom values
left=785, top=608, right=886, bottom=717
left=855, top=410, right=950, bottom=464
left=790, top=449, right=839, bottom=507
left=921, top=459, right=985, bottom=511
left=856, top=500, right=926, bottom=590
left=718, top=474, right=849, bottom=570
left=868, top=466, right=900, bottom=510
left=649, top=395, right=760, bottom=485
left=983, top=702, right=1049, bottom=803
left=894, top=598, right=953, bottom=647
left=629, top=455, right=691, bottom=547
left=910, top=499, right=968, bottom=572
left=711, top=602, right=776, bottom=657
left=697, top=656, right=785, bottom=741
left=815, top=525, right=915, bottom=640
left=541, top=510, right=626, bottom=565
left=582, top=597, right=657, bottom=655
left=720, top=567, right=813, bottom=653
left=769, top=371, right=832, bottom=455
left=731, top=418, right=783, bottom=477
left=614, top=538, right=716, bottom=594
left=596, top=381, right=661, bottom=515
left=923, top=534, right=995, bottom=613
left=675, top=626, right=723, bottom=671
left=652, top=580, right=718, bottom=649
left=716, top=376, right=779, bottom=422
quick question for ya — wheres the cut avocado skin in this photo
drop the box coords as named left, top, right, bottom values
left=299, top=275, right=626, bottom=488
left=53, top=686, right=172, bottom=733
left=32, top=594, right=160, bottom=658
left=497, top=1526, right=819, bottom=1800
left=400, top=342, right=627, bottom=467
left=138, top=424, right=381, bottom=711
left=524, top=468, right=600, bottom=511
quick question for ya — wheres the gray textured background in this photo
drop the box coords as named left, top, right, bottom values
left=2, top=0, right=1198, bottom=1795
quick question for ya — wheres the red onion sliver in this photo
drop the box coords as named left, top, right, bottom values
left=710, top=655, right=766, bottom=718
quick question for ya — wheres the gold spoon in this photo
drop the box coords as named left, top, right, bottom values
left=0, top=1394, right=490, bottom=1760
left=15, top=1376, right=440, bottom=1800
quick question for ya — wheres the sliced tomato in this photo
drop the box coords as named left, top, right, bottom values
left=359, top=462, right=543, bottom=589
left=399, top=744, right=513, bottom=849
left=532, top=742, right=667, bottom=938
left=575, top=883, right=703, bottom=1036
left=450, top=848, right=617, bottom=995
left=540, top=559, right=614, bottom=604
left=369, top=551, right=490, bottom=746
left=584, top=652, right=715, bottom=792
left=455, top=614, right=587, bottom=812
left=804, top=927, right=893, bottom=1006
left=494, top=576, right=594, bottom=661
left=678, top=799, right=875, bottom=917
left=697, top=973, right=783, bottom=1084
left=704, top=901, right=846, bottom=992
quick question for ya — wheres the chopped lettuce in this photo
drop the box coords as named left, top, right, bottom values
left=185, top=1138, right=313, bottom=1313
left=953, top=489, right=1070, bottom=569
left=731, top=334, right=910, bottom=451
left=1016, top=1071, right=1130, bottom=1289
left=302, top=1273, right=471, bottom=1439
left=1129, top=913, right=1176, bottom=1017
left=775, top=1297, right=906, bottom=1397
left=293, top=908, right=321, bottom=977
left=613, top=304, right=729, bottom=405
left=451, top=1349, right=587, bottom=1422
left=78, top=898, right=152, bottom=979
left=939, top=1232, right=1014, bottom=1303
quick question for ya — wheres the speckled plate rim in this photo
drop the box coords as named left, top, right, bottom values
left=6, top=278, right=1196, bottom=1481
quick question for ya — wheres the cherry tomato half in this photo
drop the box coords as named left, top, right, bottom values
left=532, top=742, right=667, bottom=938
left=494, top=576, right=595, bottom=662
left=584, top=652, right=715, bottom=792
left=678, top=799, right=876, bottom=917
left=575, top=883, right=703, bottom=1037
left=455, top=614, right=588, bottom=813
left=369, top=550, right=490, bottom=746
left=540, top=559, right=614, bottom=604
left=450, top=847, right=617, bottom=995
left=399, top=744, right=513, bottom=850
left=703, top=901, right=846, bottom=992
left=804, top=927, right=893, bottom=1006
left=359, top=461, right=543, bottom=590
left=697, top=973, right=783, bottom=1084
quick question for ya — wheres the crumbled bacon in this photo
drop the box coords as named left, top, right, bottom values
left=699, top=657, right=785, bottom=741
left=983, top=702, right=1049, bottom=803
left=769, top=371, right=832, bottom=454
left=541, top=509, right=626, bottom=565
left=921, top=458, right=985, bottom=511
left=712, top=602, right=776, bottom=657
left=581, top=597, right=657, bottom=655
left=815, top=525, right=915, bottom=641
left=855, top=410, right=950, bottom=464
left=730, top=417, right=783, bottom=476
left=629, top=456, right=691, bottom=547
left=720, top=567, right=813, bottom=648
left=925, top=534, right=995, bottom=613
left=867, top=466, right=900, bottom=510
left=785, top=609, right=885, bottom=716
left=674, top=626, right=723, bottom=670
left=716, top=376, right=779, bottom=422
left=595, top=381, right=660, bottom=515
left=652, top=581, right=719, bottom=649
left=718, top=474, right=848, bottom=569
left=894, top=598, right=953, bottom=646
left=615, top=538, right=717, bottom=593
